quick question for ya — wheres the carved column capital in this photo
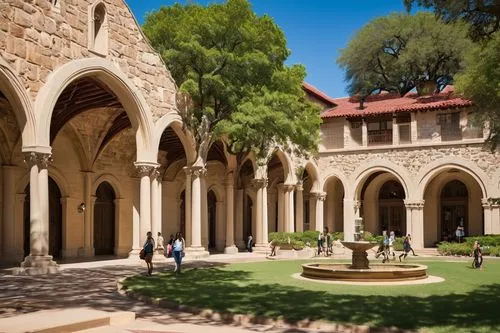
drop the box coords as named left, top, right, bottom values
left=310, top=192, right=326, bottom=201
left=404, top=199, right=425, bottom=210
left=295, top=181, right=303, bottom=192
left=283, top=184, right=295, bottom=192
left=191, top=166, right=207, bottom=180
left=252, top=178, right=268, bottom=189
left=24, top=152, right=52, bottom=169
left=150, top=168, right=161, bottom=181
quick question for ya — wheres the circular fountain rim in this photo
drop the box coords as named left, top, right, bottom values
left=293, top=272, right=445, bottom=286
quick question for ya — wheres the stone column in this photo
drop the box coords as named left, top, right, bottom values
left=150, top=168, right=161, bottom=243
left=224, top=172, right=238, bottom=254
left=392, top=115, right=399, bottom=145
left=404, top=200, right=425, bottom=249
left=201, top=175, right=208, bottom=248
left=234, top=188, right=244, bottom=248
left=2, top=165, right=17, bottom=260
left=277, top=183, right=284, bottom=232
left=82, top=171, right=94, bottom=257
left=135, top=163, right=155, bottom=244
left=313, top=192, right=326, bottom=232
left=343, top=199, right=356, bottom=242
left=295, top=182, right=304, bottom=232
left=481, top=198, right=499, bottom=235
left=362, top=118, right=368, bottom=146
left=410, top=112, right=417, bottom=143
left=20, top=152, right=59, bottom=275
left=185, top=166, right=209, bottom=258
left=284, top=185, right=295, bottom=232
left=183, top=167, right=192, bottom=246
left=252, top=178, right=268, bottom=252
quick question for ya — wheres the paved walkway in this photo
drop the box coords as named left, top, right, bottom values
left=0, top=249, right=468, bottom=333
left=0, top=253, right=351, bottom=333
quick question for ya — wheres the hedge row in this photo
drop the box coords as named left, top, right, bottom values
left=267, top=231, right=404, bottom=251
left=437, top=235, right=500, bottom=256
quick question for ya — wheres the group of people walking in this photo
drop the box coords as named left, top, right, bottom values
left=375, top=230, right=417, bottom=263
left=141, top=231, right=185, bottom=276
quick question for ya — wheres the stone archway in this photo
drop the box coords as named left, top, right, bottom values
left=323, top=175, right=345, bottom=233
left=422, top=169, right=484, bottom=247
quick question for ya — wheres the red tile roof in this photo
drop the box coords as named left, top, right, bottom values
left=302, top=82, right=337, bottom=106
left=321, top=86, right=472, bottom=119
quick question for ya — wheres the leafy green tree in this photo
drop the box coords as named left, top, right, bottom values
left=219, top=65, right=321, bottom=160
left=404, top=1, right=500, bottom=148
left=143, top=0, right=320, bottom=164
left=337, top=12, right=471, bottom=97
left=455, top=33, right=500, bottom=148
left=403, top=0, right=500, bottom=40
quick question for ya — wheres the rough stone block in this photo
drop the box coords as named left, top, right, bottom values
left=13, top=8, right=32, bottom=28
left=9, top=23, right=24, bottom=38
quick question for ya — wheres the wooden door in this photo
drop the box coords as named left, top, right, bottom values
left=93, top=182, right=115, bottom=255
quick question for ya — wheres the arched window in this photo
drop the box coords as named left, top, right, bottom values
left=88, top=1, right=108, bottom=55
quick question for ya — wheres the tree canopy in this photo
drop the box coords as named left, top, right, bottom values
left=403, top=0, right=500, bottom=40
left=337, top=12, right=471, bottom=97
left=404, top=1, right=500, bottom=149
left=143, top=0, right=320, bottom=163
left=455, top=33, right=500, bottom=149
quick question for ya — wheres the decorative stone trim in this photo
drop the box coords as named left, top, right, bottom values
left=191, top=166, right=207, bottom=179
left=404, top=200, right=425, bottom=210
left=310, top=192, right=326, bottom=201
left=23, top=152, right=52, bottom=169
left=251, top=178, right=268, bottom=189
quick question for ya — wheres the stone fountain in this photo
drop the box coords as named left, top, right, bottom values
left=301, top=218, right=428, bottom=282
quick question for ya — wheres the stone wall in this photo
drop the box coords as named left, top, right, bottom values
left=318, top=142, right=500, bottom=196
left=0, top=0, right=177, bottom=120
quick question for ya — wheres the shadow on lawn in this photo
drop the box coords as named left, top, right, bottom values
left=125, top=266, right=500, bottom=331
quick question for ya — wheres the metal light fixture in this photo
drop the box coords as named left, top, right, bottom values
left=78, top=203, right=86, bottom=214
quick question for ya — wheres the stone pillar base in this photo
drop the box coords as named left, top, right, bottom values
left=78, top=247, right=95, bottom=257
left=184, top=246, right=210, bottom=259
left=16, top=255, right=59, bottom=275
left=151, top=249, right=169, bottom=263
left=224, top=245, right=239, bottom=254
left=253, top=244, right=269, bottom=254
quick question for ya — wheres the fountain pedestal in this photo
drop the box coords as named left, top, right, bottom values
left=341, top=241, right=374, bottom=270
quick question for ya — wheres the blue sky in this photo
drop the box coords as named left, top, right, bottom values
left=126, top=0, right=413, bottom=98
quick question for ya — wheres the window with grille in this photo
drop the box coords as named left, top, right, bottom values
left=437, top=112, right=461, bottom=141
left=321, top=121, right=344, bottom=149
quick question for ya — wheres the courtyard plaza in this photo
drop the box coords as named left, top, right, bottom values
left=1, top=247, right=499, bottom=333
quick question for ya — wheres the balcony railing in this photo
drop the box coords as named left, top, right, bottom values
left=368, top=129, right=392, bottom=145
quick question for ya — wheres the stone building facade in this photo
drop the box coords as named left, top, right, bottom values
left=0, top=0, right=499, bottom=272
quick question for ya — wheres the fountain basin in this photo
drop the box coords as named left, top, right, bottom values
left=302, top=263, right=428, bottom=282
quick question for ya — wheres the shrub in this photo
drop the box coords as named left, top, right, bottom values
left=464, top=235, right=500, bottom=247
left=437, top=242, right=472, bottom=256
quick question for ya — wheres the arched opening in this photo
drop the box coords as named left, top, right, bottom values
left=93, top=181, right=116, bottom=255
left=179, top=190, right=186, bottom=237
left=23, top=177, right=62, bottom=259
left=323, top=176, right=345, bottom=233
left=440, top=180, right=468, bottom=242
left=358, top=171, right=406, bottom=236
left=267, top=153, right=287, bottom=232
left=422, top=168, right=483, bottom=247
left=208, top=190, right=217, bottom=251
left=378, top=180, right=405, bottom=236
left=244, top=194, right=253, bottom=242
left=90, top=2, right=108, bottom=55
left=236, top=157, right=255, bottom=249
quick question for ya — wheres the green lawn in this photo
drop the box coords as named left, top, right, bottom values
left=123, top=259, right=500, bottom=333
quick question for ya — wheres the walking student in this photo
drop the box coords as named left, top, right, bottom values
left=399, top=235, right=411, bottom=261
left=173, top=232, right=185, bottom=274
left=143, top=231, right=155, bottom=276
